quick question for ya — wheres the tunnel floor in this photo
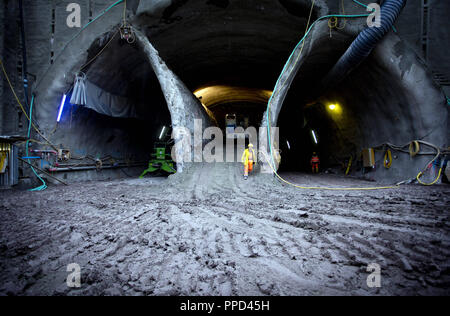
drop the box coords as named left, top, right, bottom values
left=0, top=166, right=449, bottom=296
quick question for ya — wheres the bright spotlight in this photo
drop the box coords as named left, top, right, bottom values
left=311, top=130, right=318, bottom=144
left=56, top=94, right=67, bottom=122
left=159, top=126, right=166, bottom=140
left=329, top=104, right=336, bottom=110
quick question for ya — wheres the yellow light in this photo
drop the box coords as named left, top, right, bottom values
left=325, top=103, right=343, bottom=117
left=193, top=85, right=272, bottom=108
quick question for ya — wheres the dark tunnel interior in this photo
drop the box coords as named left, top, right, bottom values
left=74, top=33, right=173, bottom=161
left=66, top=0, right=320, bottom=164
left=52, top=0, right=444, bottom=177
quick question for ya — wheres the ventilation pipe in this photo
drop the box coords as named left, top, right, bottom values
left=321, top=0, right=407, bottom=89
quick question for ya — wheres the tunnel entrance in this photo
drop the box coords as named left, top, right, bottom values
left=48, top=32, right=174, bottom=178
left=277, top=93, right=355, bottom=173
left=193, top=85, right=270, bottom=131
left=29, top=0, right=446, bottom=182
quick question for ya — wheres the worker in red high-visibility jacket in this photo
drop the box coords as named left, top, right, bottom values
left=311, top=152, right=320, bottom=173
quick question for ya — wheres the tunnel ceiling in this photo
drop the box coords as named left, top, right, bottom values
left=83, top=0, right=324, bottom=102
left=193, top=85, right=272, bottom=108
left=140, top=0, right=323, bottom=91
left=84, top=33, right=152, bottom=98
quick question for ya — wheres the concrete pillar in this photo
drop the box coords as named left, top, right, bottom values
left=135, top=30, right=212, bottom=172
left=258, top=22, right=332, bottom=172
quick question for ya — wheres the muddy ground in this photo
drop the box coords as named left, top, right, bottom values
left=0, top=163, right=449, bottom=296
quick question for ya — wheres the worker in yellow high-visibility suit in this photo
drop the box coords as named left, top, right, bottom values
left=241, top=143, right=256, bottom=180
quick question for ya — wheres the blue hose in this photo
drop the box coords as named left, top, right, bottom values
left=322, top=0, right=407, bottom=87
left=26, top=95, right=47, bottom=191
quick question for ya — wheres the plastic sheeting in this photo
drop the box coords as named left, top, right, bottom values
left=70, top=74, right=137, bottom=118
left=70, top=73, right=87, bottom=106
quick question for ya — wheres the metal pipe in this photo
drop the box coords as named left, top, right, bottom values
left=47, top=163, right=145, bottom=172
left=18, top=157, right=68, bottom=185
left=322, top=0, right=407, bottom=89
left=30, top=149, right=57, bottom=154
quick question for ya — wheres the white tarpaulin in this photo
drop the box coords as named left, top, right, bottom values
left=70, top=73, right=87, bottom=106
left=70, top=74, right=137, bottom=118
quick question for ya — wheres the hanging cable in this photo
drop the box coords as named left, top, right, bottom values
left=26, top=95, right=47, bottom=191
left=413, top=141, right=443, bottom=185
left=383, top=149, right=392, bottom=169
left=337, top=0, right=347, bottom=29
left=328, top=0, right=347, bottom=36
left=409, top=141, right=420, bottom=157
left=123, top=0, right=127, bottom=23
left=0, top=58, right=58, bottom=150
left=79, top=30, right=120, bottom=71
left=260, top=151, right=399, bottom=191
left=417, top=168, right=442, bottom=186
left=345, top=155, right=353, bottom=175
left=263, top=0, right=440, bottom=190
left=35, top=0, right=126, bottom=90
left=264, top=1, right=386, bottom=190
left=119, top=0, right=136, bottom=44
left=266, top=1, right=373, bottom=168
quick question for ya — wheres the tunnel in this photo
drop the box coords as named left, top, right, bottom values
left=54, top=32, right=172, bottom=166
left=1, top=0, right=449, bottom=297
left=24, top=0, right=446, bottom=183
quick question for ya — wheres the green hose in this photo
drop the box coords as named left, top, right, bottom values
left=62, top=0, right=125, bottom=54
left=26, top=95, right=47, bottom=191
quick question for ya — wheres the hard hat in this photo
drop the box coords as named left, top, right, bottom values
left=248, top=143, right=254, bottom=148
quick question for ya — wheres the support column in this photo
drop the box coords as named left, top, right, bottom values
left=135, top=29, right=213, bottom=172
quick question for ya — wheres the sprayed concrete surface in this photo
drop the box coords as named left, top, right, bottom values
left=0, top=164, right=449, bottom=296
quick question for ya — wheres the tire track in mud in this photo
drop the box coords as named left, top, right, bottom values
left=163, top=167, right=448, bottom=294
left=0, top=169, right=449, bottom=295
left=167, top=196, right=322, bottom=295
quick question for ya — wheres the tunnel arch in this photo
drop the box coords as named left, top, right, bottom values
left=32, top=27, right=175, bottom=176
left=270, top=28, right=447, bottom=181
left=134, top=0, right=326, bottom=118
left=29, top=3, right=161, bottom=180
left=30, top=4, right=211, bottom=175
left=30, top=0, right=329, bottom=176
left=29, top=0, right=447, bottom=182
